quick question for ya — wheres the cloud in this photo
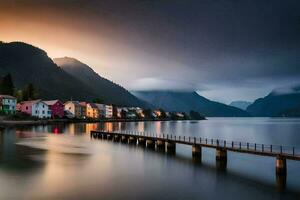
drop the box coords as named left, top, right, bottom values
left=128, top=77, right=207, bottom=91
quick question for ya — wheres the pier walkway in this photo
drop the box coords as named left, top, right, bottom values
left=91, top=130, right=300, bottom=176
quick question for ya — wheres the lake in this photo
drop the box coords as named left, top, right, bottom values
left=0, top=118, right=300, bottom=199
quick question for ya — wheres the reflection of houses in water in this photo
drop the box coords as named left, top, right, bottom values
left=99, top=122, right=121, bottom=132
left=137, top=122, right=145, bottom=133
left=155, top=122, right=162, bottom=136
left=66, top=123, right=87, bottom=135
left=86, top=123, right=99, bottom=134
left=30, top=125, right=50, bottom=133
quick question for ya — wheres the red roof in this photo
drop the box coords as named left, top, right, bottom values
left=44, top=100, right=62, bottom=106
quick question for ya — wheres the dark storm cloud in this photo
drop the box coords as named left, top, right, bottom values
left=1, top=0, right=300, bottom=102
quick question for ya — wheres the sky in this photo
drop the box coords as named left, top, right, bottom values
left=0, top=0, right=300, bottom=104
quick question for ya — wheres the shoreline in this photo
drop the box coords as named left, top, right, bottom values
left=0, top=118, right=204, bottom=128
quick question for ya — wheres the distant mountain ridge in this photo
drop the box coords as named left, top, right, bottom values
left=247, top=85, right=300, bottom=117
left=0, top=41, right=148, bottom=107
left=229, top=101, right=252, bottom=110
left=54, top=57, right=149, bottom=107
left=133, top=91, right=250, bottom=117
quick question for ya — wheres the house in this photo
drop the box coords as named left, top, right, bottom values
left=44, top=100, right=64, bottom=118
left=0, top=95, right=17, bottom=114
left=96, top=104, right=113, bottom=118
left=86, top=103, right=99, bottom=119
left=79, top=102, right=87, bottom=118
left=18, top=100, right=51, bottom=118
left=64, top=101, right=84, bottom=119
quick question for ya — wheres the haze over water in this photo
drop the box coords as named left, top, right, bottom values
left=1, top=118, right=300, bottom=199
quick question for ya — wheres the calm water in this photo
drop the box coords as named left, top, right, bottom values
left=0, top=118, right=300, bottom=199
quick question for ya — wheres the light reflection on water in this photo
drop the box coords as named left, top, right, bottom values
left=0, top=118, right=299, bottom=199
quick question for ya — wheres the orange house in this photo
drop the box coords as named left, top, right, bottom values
left=86, top=103, right=99, bottom=119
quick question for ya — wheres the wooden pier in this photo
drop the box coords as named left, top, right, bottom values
left=90, top=130, right=300, bottom=177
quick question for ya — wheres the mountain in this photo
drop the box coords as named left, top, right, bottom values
left=247, top=86, right=300, bottom=117
left=53, top=57, right=149, bottom=107
left=0, top=41, right=147, bottom=107
left=133, top=91, right=250, bottom=117
left=278, top=105, right=300, bottom=117
left=229, top=101, right=252, bottom=110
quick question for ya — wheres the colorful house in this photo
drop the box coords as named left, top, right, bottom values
left=86, top=103, right=99, bottom=119
left=18, top=100, right=51, bottom=118
left=79, top=102, right=87, bottom=118
left=0, top=95, right=17, bottom=114
left=96, top=104, right=113, bottom=118
left=44, top=100, right=64, bottom=118
left=64, top=101, right=83, bottom=119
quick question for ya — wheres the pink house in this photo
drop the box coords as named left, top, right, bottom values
left=17, top=100, right=40, bottom=115
left=44, top=100, right=64, bottom=118
left=17, top=100, right=51, bottom=118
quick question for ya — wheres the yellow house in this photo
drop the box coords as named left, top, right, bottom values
left=86, top=103, right=99, bottom=119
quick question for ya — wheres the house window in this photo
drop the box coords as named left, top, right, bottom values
left=26, top=106, right=28, bottom=110
left=36, top=110, right=38, bottom=114
left=42, top=110, right=45, bottom=114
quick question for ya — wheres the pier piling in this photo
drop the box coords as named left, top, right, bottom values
left=166, top=141, right=176, bottom=153
left=276, top=156, right=287, bottom=175
left=216, top=147, right=227, bottom=161
left=192, top=145, right=202, bottom=158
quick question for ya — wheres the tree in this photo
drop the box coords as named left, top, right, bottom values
left=158, top=108, right=167, bottom=119
left=121, top=109, right=127, bottom=119
left=189, top=110, right=205, bottom=120
left=143, top=109, right=153, bottom=119
left=112, top=104, right=118, bottom=118
left=22, top=83, right=38, bottom=101
left=92, top=98, right=103, bottom=104
left=14, top=89, right=23, bottom=102
left=0, top=74, right=14, bottom=95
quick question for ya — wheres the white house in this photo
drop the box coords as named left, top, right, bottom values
left=96, top=104, right=113, bottom=118
left=32, top=101, right=51, bottom=118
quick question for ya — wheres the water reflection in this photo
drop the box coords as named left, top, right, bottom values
left=0, top=119, right=299, bottom=199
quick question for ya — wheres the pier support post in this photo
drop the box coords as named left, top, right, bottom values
left=276, top=173, right=287, bottom=192
left=102, top=134, right=107, bottom=139
left=146, top=139, right=155, bottom=148
left=216, top=148, right=227, bottom=170
left=107, top=134, right=113, bottom=140
left=138, top=138, right=146, bottom=146
left=121, top=135, right=128, bottom=143
left=192, top=145, right=202, bottom=158
left=276, top=156, right=287, bottom=175
left=166, top=141, right=176, bottom=153
left=128, top=136, right=137, bottom=144
left=113, top=134, right=120, bottom=142
left=216, top=148, right=227, bottom=161
left=157, top=140, right=165, bottom=149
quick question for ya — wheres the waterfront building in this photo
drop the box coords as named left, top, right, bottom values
left=44, top=100, right=64, bottom=118
left=0, top=95, right=17, bottom=114
left=96, top=104, right=113, bottom=118
left=18, top=100, right=51, bottom=118
left=116, top=107, right=122, bottom=118
left=86, top=103, right=99, bottom=119
left=64, top=101, right=83, bottom=119
left=79, top=102, right=87, bottom=118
